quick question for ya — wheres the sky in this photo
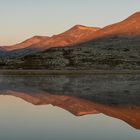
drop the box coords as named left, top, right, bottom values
left=0, top=0, right=140, bottom=45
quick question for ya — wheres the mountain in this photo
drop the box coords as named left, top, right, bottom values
left=88, top=12, right=140, bottom=40
left=1, top=91, right=140, bottom=129
left=0, top=74, right=140, bottom=128
left=34, top=25, right=100, bottom=49
left=0, top=36, right=50, bottom=58
left=2, top=36, right=49, bottom=51
left=1, top=12, right=140, bottom=69
left=0, top=46, right=6, bottom=51
left=4, top=11, right=140, bottom=52
left=33, top=11, right=140, bottom=51
left=15, top=25, right=100, bottom=50
left=0, top=25, right=100, bottom=59
left=1, top=91, right=99, bottom=116
left=6, top=12, right=140, bottom=70
left=8, top=37, right=140, bottom=70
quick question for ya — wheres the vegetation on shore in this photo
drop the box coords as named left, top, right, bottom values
left=1, top=37, right=140, bottom=70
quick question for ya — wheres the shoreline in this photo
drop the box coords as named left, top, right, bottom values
left=0, top=70, right=140, bottom=75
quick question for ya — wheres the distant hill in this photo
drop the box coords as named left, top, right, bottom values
left=0, top=36, right=50, bottom=58
left=0, top=25, right=100, bottom=58
left=2, top=36, right=49, bottom=51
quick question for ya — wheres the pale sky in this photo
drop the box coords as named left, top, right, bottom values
left=0, top=0, right=140, bottom=45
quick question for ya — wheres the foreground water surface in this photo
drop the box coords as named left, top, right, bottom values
left=0, top=74, right=140, bottom=140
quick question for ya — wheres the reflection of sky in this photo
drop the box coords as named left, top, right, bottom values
left=0, top=0, right=140, bottom=45
left=0, top=96, right=139, bottom=140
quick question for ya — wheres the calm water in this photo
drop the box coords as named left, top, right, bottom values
left=0, top=74, right=140, bottom=140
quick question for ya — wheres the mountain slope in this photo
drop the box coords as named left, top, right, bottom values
left=7, top=37, right=140, bottom=70
left=0, top=25, right=100, bottom=58
left=35, top=25, right=100, bottom=49
left=1, top=12, right=140, bottom=69
left=0, top=36, right=50, bottom=58
left=88, top=12, right=140, bottom=40
left=2, top=35, right=49, bottom=51
left=1, top=91, right=140, bottom=129
left=7, top=12, right=140, bottom=70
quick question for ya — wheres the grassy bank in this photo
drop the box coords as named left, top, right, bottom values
left=0, top=70, right=140, bottom=76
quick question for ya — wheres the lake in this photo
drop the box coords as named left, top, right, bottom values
left=0, top=74, right=140, bottom=140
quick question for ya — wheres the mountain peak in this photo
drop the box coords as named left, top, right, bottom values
left=59, top=25, right=100, bottom=36
left=70, top=24, right=100, bottom=31
left=73, top=24, right=89, bottom=29
left=130, top=11, right=140, bottom=18
left=125, top=11, right=140, bottom=21
left=31, top=35, right=49, bottom=40
left=36, top=24, right=101, bottom=49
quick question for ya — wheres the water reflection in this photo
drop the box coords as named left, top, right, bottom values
left=0, top=75, right=140, bottom=129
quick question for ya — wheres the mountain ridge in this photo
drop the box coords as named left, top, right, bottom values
left=30, top=25, right=100, bottom=49
left=86, top=12, right=140, bottom=40
left=0, top=24, right=100, bottom=58
left=1, top=12, right=140, bottom=70
left=1, top=91, right=140, bottom=129
left=1, top=12, right=140, bottom=52
left=2, top=35, right=50, bottom=51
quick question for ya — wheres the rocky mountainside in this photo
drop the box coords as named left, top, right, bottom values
left=0, top=25, right=100, bottom=58
left=2, top=36, right=49, bottom=51
left=34, top=25, right=100, bottom=49
left=0, top=36, right=50, bottom=58
left=87, top=12, right=140, bottom=40
left=0, top=12, right=140, bottom=69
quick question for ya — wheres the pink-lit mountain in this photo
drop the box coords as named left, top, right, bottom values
left=0, top=12, right=140, bottom=70
left=1, top=91, right=140, bottom=129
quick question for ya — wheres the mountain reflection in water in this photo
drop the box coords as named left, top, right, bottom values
left=0, top=75, right=140, bottom=129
